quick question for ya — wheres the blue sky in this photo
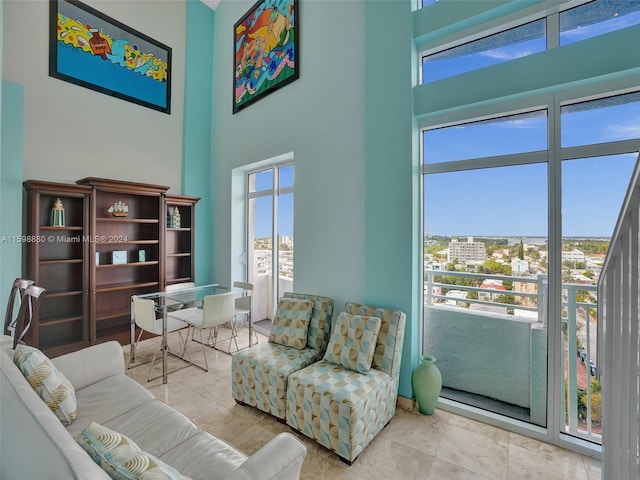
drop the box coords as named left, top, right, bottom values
left=252, top=166, right=294, bottom=238
left=423, top=94, right=640, bottom=238
left=254, top=5, right=640, bottom=241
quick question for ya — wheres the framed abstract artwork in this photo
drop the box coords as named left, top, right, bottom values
left=233, top=0, right=299, bottom=114
left=49, top=0, right=172, bottom=114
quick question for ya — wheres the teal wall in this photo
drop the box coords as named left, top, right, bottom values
left=183, top=0, right=215, bottom=285
left=364, top=0, right=417, bottom=397
left=210, top=0, right=366, bottom=310
left=0, top=81, right=25, bottom=312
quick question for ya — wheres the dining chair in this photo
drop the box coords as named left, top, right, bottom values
left=181, top=291, right=235, bottom=371
left=233, top=281, right=258, bottom=346
left=130, top=296, right=190, bottom=381
left=12, top=284, right=46, bottom=349
left=165, top=282, right=201, bottom=322
left=4, top=278, right=35, bottom=337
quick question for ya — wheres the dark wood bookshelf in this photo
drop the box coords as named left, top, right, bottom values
left=23, top=180, right=91, bottom=355
left=23, top=178, right=199, bottom=355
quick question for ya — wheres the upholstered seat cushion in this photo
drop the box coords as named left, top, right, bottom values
left=66, top=375, right=155, bottom=438
left=286, top=360, right=395, bottom=462
left=232, top=342, right=321, bottom=419
left=101, top=400, right=200, bottom=458
left=159, top=431, right=247, bottom=480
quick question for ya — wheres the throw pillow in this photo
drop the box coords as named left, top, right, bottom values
left=76, top=422, right=189, bottom=480
left=324, top=312, right=381, bottom=374
left=13, top=344, right=77, bottom=426
left=268, top=298, right=313, bottom=349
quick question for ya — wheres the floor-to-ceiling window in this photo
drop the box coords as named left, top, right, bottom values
left=418, top=0, right=640, bottom=455
left=247, top=163, right=294, bottom=331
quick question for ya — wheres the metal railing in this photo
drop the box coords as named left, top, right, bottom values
left=598, top=152, right=640, bottom=480
left=424, top=270, right=601, bottom=443
left=561, top=283, right=599, bottom=442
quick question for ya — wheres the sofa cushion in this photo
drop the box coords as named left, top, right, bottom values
left=66, top=375, right=155, bottom=438
left=159, top=431, right=247, bottom=480
left=76, top=422, right=190, bottom=480
left=1, top=363, right=111, bottom=479
left=13, top=344, right=77, bottom=426
left=103, top=399, right=199, bottom=457
left=268, top=299, right=313, bottom=349
left=324, top=313, right=381, bottom=374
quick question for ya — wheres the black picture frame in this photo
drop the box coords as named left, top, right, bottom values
left=233, top=0, right=299, bottom=114
left=49, top=0, right=172, bottom=114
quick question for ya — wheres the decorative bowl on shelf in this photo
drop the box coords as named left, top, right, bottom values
left=107, top=200, right=128, bottom=217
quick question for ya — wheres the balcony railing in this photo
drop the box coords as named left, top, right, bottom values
left=424, top=269, right=600, bottom=443
left=598, top=152, right=640, bottom=480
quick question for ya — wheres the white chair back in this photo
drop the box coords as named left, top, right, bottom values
left=166, top=282, right=195, bottom=292
left=233, top=281, right=253, bottom=291
left=234, top=281, right=253, bottom=312
left=202, top=292, right=235, bottom=329
left=132, top=297, right=160, bottom=335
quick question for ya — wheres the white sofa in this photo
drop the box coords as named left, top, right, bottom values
left=0, top=336, right=306, bottom=480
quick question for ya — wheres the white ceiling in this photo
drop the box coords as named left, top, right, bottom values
left=200, top=0, right=221, bottom=11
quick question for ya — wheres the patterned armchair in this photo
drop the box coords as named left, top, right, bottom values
left=231, top=292, right=334, bottom=419
left=285, top=302, right=406, bottom=464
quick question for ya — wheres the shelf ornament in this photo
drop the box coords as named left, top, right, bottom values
left=107, top=200, right=128, bottom=217
left=50, top=198, right=66, bottom=227
left=171, top=207, right=181, bottom=228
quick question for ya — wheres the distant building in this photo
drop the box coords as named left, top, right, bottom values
left=448, top=237, right=486, bottom=263
left=492, top=249, right=507, bottom=261
left=514, top=280, right=538, bottom=308
left=477, top=279, right=506, bottom=302
left=445, top=289, right=467, bottom=306
left=585, top=253, right=606, bottom=271
left=562, top=248, right=585, bottom=263
left=511, top=258, right=529, bottom=274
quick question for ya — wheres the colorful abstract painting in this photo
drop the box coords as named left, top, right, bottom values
left=233, top=0, right=299, bottom=114
left=49, top=0, right=172, bottom=114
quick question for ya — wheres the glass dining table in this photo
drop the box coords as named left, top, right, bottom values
left=130, top=284, right=251, bottom=384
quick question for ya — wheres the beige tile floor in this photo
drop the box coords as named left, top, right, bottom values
left=125, top=328, right=602, bottom=480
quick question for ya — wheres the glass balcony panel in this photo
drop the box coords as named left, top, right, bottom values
left=248, top=195, right=273, bottom=322
left=422, top=19, right=545, bottom=83
left=560, top=153, right=636, bottom=442
left=423, top=163, right=548, bottom=427
left=560, top=0, right=640, bottom=46
left=277, top=192, right=294, bottom=298
left=423, top=110, right=547, bottom=164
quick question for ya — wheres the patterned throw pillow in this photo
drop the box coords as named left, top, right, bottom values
left=13, top=344, right=77, bottom=426
left=76, top=422, right=189, bottom=480
left=324, top=312, right=381, bottom=374
left=268, top=299, right=313, bottom=349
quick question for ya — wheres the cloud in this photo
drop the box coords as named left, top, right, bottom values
left=605, top=116, right=640, bottom=140
left=480, top=47, right=534, bottom=60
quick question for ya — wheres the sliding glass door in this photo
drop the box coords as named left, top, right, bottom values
left=247, top=164, right=294, bottom=331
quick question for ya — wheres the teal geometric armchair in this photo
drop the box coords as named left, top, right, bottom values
left=231, top=292, right=334, bottom=420
left=285, top=302, right=406, bottom=464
